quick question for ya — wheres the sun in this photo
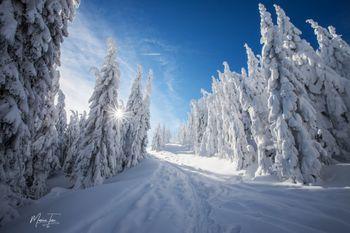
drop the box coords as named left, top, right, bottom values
left=114, top=107, right=126, bottom=121
left=107, top=103, right=131, bottom=124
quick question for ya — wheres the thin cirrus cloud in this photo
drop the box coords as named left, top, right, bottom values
left=141, top=53, right=161, bottom=56
left=59, top=8, right=183, bottom=133
left=140, top=38, right=180, bottom=99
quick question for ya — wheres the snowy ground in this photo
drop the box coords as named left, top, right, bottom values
left=2, top=144, right=350, bottom=233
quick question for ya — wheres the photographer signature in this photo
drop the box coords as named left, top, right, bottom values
left=29, top=212, right=61, bottom=228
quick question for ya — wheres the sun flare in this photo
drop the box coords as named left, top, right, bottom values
left=114, top=107, right=126, bottom=120
left=107, top=104, right=131, bottom=124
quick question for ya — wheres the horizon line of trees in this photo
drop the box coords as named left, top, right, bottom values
left=177, top=4, right=350, bottom=184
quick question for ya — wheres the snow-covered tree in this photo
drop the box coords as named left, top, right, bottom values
left=307, top=20, right=350, bottom=81
left=161, top=125, right=172, bottom=144
left=74, top=38, right=122, bottom=189
left=259, top=4, right=325, bottom=183
left=63, top=111, right=80, bottom=178
left=211, top=77, right=225, bottom=158
left=0, top=1, right=31, bottom=220
left=177, top=123, right=190, bottom=145
left=151, top=124, right=163, bottom=151
left=140, top=70, right=153, bottom=156
left=220, top=63, right=255, bottom=169
left=306, top=19, right=350, bottom=161
left=79, top=111, right=87, bottom=131
left=0, top=0, right=78, bottom=223
left=123, top=65, right=145, bottom=168
left=26, top=0, right=79, bottom=199
left=189, top=91, right=209, bottom=154
left=56, top=89, right=67, bottom=164
left=242, top=44, right=274, bottom=176
left=29, top=70, right=61, bottom=198
left=199, top=93, right=218, bottom=156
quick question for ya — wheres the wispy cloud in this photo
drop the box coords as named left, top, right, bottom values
left=141, top=53, right=161, bottom=56
left=140, top=38, right=181, bottom=98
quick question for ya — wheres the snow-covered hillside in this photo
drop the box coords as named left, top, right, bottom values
left=2, top=144, right=350, bottom=233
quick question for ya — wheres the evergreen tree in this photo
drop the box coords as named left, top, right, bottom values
left=63, top=111, right=79, bottom=178
left=221, top=63, right=255, bottom=169
left=56, top=89, right=67, bottom=164
left=74, top=38, right=121, bottom=189
left=140, top=70, right=153, bottom=156
left=199, top=94, right=218, bottom=156
left=307, top=20, right=350, bottom=81
left=0, top=0, right=78, bottom=222
left=190, top=92, right=209, bottom=155
left=307, top=19, right=350, bottom=160
left=79, top=111, right=87, bottom=131
left=177, top=123, right=190, bottom=145
left=123, top=65, right=145, bottom=168
left=243, top=44, right=274, bottom=176
left=151, top=124, right=163, bottom=151
left=30, top=70, right=61, bottom=198
left=161, top=124, right=172, bottom=144
left=259, top=4, right=324, bottom=183
left=0, top=0, right=31, bottom=221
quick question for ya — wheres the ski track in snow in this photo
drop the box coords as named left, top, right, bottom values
left=2, top=144, right=350, bottom=233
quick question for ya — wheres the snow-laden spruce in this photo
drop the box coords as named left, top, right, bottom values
left=123, top=66, right=146, bottom=168
left=56, top=89, right=68, bottom=165
left=30, top=69, right=61, bottom=198
left=189, top=93, right=209, bottom=155
left=307, top=19, right=350, bottom=81
left=122, top=66, right=153, bottom=168
left=140, top=70, right=153, bottom=156
left=74, top=38, right=123, bottom=189
left=26, top=0, right=79, bottom=199
left=260, top=4, right=323, bottom=183
left=222, top=63, right=256, bottom=170
left=178, top=4, right=350, bottom=183
left=162, top=125, right=172, bottom=145
left=151, top=123, right=172, bottom=151
left=74, top=40, right=153, bottom=188
left=63, top=110, right=87, bottom=182
left=177, top=123, right=192, bottom=146
left=62, top=111, right=80, bottom=178
left=152, top=124, right=164, bottom=151
left=0, top=0, right=78, bottom=225
left=199, top=93, right=218, bottom=156
left=242, top=43, right=274, bottom=176
left=306, top=19, right=350, bottom=160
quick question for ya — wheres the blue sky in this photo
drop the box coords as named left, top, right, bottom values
left=60, top=0, right=350, bottom=132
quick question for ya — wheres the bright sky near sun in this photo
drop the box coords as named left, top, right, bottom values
left=59, top=0, right=350, bottom=133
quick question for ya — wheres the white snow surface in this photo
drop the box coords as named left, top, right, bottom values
left=2, top=144, right=350, bottom=233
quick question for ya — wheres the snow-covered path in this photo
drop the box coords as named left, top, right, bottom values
left=3, top=144, right=350, bottom=233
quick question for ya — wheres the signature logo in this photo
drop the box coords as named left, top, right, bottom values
left=29, top=212, right=61, bottom=228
